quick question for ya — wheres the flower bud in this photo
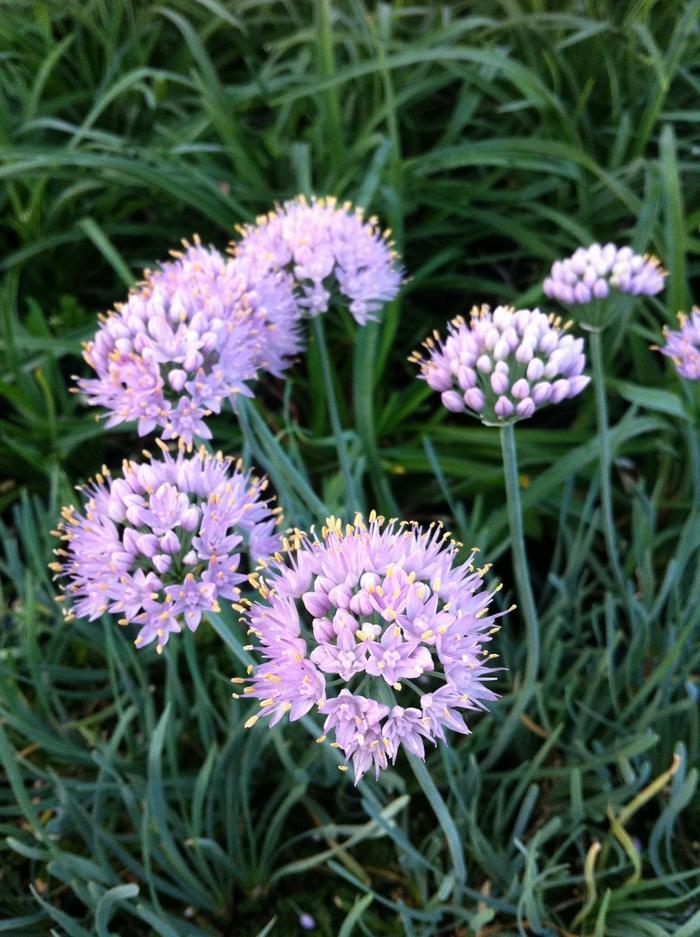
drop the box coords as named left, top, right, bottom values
left=159, top=530, right=180, bottom=554
left=511, top=378, right=530, bottom=399
left=153, top=553, right=172, bottom=574
left=532, top=381, right=552, bottom=405
left=550, top=378, right=571, bottom=403
left=490, top=371, right=509, bottom=395
left=464, top=387, right=485, bottom=411
left=313, top=617, right=335, bottom=643
left=493, top=337, right=510, bottom=361
left=426, top=366, right=453, bottom=392
left=328, top=584, right=352, bottom=609
left=137, top=533, right=160, bottom=557
left=494, top=396, right=514, bottom=418
left=441, top=390, right=465, bottom=412
left=303, top=591, right=330, bottom=617
left=456, top=365, right=477, bottom=389
left=516, top=397, right=535, bottom=418
left=168, top=368, right=188, bottom=392
left=526, top=358, right=544, bottom=381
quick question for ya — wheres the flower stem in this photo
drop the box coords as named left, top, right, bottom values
left=311, top=315, right=364, bottom=513
left=237, top=396, right=328, bottom=518
left=589, top=328, right=625, bottom=592
left=483, top=423, right=540, bottom=768
left=408, top=752, right=466, bottom=900
left=681, top=381, right=700, bottom=504
left=353, top=322, right=400, bottom=516
left=374, top=681, right=465, bottom=898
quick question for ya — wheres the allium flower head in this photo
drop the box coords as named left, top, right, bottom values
left=231, top=195, right=403, bottom=324
left=77, top=238, right=301, bottom=445
left=52, top=444, right=281, bottom=652
left=543, top=243, right=665, bottom=305
left=235, top=513, right=506, bottom=782
left=411, top=305, right=590, bottom=424
left=657, top=309, right=700, bottom=380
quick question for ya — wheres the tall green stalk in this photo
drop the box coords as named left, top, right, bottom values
left=237, top=396, right=328, bottom=519
left=589, top=328, right=626, bottom=593
left=374, top=681, right=465, bottom=899
left=353, top=322, right=400, bottom=516
left=408, top=754, right=466, bottom=900
left=484, top=423, right=540, bottom=768
left=311, top=315, right=364, bottom=514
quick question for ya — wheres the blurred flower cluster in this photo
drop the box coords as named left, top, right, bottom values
left=658, top=309, right=700, bottom=381
left=543, top=243, right=665, bottom=305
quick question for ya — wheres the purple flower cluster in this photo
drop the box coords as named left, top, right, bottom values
left=658, top=309, right=700, bottom=380
left=235, top=514, right=505, bottom=782
left=52, top=446, right=280, bottom=652
left=412, top=305, right=590, bottom=424
left=232, top=195, right=403, bottom=324
left=78, top=240, right=301, bottom=446
left=543, top=243, right=665, bottom=305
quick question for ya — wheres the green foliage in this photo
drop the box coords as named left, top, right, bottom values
left=1, top=1, right=699, bottom=934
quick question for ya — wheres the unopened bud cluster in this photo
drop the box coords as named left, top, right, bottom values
left=412, top=305, right=590, bottom=424
left=543, top=243, right=665, bottom=306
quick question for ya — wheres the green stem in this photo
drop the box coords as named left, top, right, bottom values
left=353, top=323, right=399, bottom=516
left=408, top=753, right=466, bottom=900
left=208, top=612, right=253, bottom=671
left=237, top=396, right=328, bottom=518
left=316, top=0, right=343, bottom=163
left=589, top=328, right=625, bottom=592
left=374, top=680, right=465, bottom=898
left=483, top=423, right=540, bottom=768
left=681, top=381, right=700, bottom=504
left=312, top=315, right=364, bottom=514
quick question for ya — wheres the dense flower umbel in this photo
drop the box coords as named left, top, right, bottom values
left=411, top=305, right=590, bottom=424
left=51, top=445, right=281, bottom=652
left=77, top=239, right=301, bottom=446
left=234, top=514, right=506, bottom=782
left=543, top=243, right=665, bottom=305
left=658, top=309, right=700, bottom=380
left=231, top=195, right=403, bottom=324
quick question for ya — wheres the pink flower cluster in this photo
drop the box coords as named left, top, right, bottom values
left=543, top=243, right=665, bottom=305
left=235, top=514, right=505, bottom=782
left=79, top=199, right=403, bottom=446
left=232, top=195, right=403, bottom=325
left=52, top=446, right=280, bottom=652
left=658, top=309, right=700, bottom=380
left=78, top=241, right=301, bottom=446
left=412, top=305, right=590, bottom=424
